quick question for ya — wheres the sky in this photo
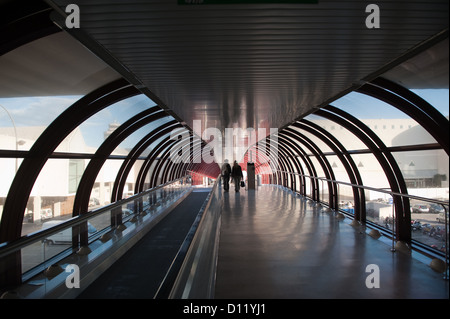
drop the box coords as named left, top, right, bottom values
left=331, top=89, right=449, bottom=119
left=0, top=89, right=448, bottom=148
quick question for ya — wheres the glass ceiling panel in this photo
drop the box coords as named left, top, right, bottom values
left=410, top=88, right=449, bottom=118
left=331, top=91, right=436, bottom=147
left=111, top=115, right=175, bottom=156
left=288, top=126, right=333, bottom=154
left=56, top=94, right=157, bottom=154
left=139, top=134, right=170, bottom=158
left=303, top=113, right=367, bottom=151
left=0, top=95, right=82, bottom=151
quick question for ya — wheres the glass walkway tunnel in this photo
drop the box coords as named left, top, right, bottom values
left=0, top=0, right=448, bottom=299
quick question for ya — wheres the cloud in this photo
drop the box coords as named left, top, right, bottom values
left=0, top=96, right=81, bottom=127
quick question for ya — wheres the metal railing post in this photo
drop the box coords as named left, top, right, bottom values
left=391, top=195, right=396, bottom=252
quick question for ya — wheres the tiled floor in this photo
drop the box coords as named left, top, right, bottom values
left=214, top=185, right=449, bottom=299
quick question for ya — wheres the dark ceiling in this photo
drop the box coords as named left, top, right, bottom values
left=5, top=1, right=450, bottom=139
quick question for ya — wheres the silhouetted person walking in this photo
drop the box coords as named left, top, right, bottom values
left=221, top=159, right=231, bottom=192
left=231, top=161, right=243, bottom=192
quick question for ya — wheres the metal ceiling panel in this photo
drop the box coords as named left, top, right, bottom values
left=48, top=0, right=448, bottom=136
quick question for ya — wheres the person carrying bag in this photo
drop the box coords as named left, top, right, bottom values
left=231, top=161, right=244, bottom=193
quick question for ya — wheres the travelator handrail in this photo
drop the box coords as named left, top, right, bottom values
left=156, top=175, right=222, bottom=299
left=186, top=169, right=216, bottom=179
left=0, top=176, right=190, bottom=260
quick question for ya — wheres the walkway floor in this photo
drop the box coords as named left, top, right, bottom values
left=214, top=185, right=449, bottom=299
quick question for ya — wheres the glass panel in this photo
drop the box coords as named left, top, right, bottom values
left=19, top=176, right=193, bottom=280
left=410, top=89, right=449, bottom=118
left=57, top=94, right=156, bottom=153
left=411, top=200, right=449, bottom=254
left=365, top=188, right=394, bottom=228
left=326, top=154, right=350, bottom=184
left=304, top=113, right=367, bottom=150
left=121, top=160, right=145, bottom=199
left=304, top=176, right=312, bottom=198
left=338, top=184, right=355, bottom=215
left=289, top=126, right=333, bottom=153
left=0, top=96, right=81, bottom=150
left=308, top=156, right=325, bottom=180
left=21, top=159, right=90, bottom=237
left=350, top=154, right=390, bottom=189
left=142, top=134, right=169, bottom=158
left=89, top=159, right=124, bottom=207
left=319, top=179, right=329, bottom=205
left=111, top=116, right=174, bottom=156
left=392, top=149, right=449, bottom=192
left=332, top=91, right=436, bottom=147
left=69, top=159, right=85, bottom=194
left=0, top=158, right=17, bottom=218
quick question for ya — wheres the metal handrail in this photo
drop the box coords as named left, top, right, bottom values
left=186, top=170, right=217, bottom=179
left=166, top=174, right=222, bottom=298
left=276, top=169, right=449, bottom=279
left=155, top=175, right=220, bottom=299
left=276, top=170, right=449, bottom=207
left=0, top=176, right=190, bottom=259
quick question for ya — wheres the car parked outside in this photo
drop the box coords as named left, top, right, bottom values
left=411, top=204, right=429, bottom=214
left=429, top=204, right=445, bottom=214
left=41, top=220, right=97, bottom=245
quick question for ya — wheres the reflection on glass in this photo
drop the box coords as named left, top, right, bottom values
left=19, top=176, right=192, bottom=277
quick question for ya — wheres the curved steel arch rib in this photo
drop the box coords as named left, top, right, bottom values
left=358, top=78, right=449, bottom=155
left=72, top=106, right=167, bottom=218
left=296, top=119, right=366, bottom=220
left=319, top=105, right=411, bottom=244
left=137, top=134, right=183, bottom=192
left=153, top=129, right=199, bottom=187
left=111, top=120, right=181, bottom=202
left=0, top=79, right=137, bottom=288
left=263, top=135, right=316, bottom=197
left=276, top=135, right=319, bottom=199
left=282, top=128, right=337, bottom=207
left=0, top=79, right=136, bottom=244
